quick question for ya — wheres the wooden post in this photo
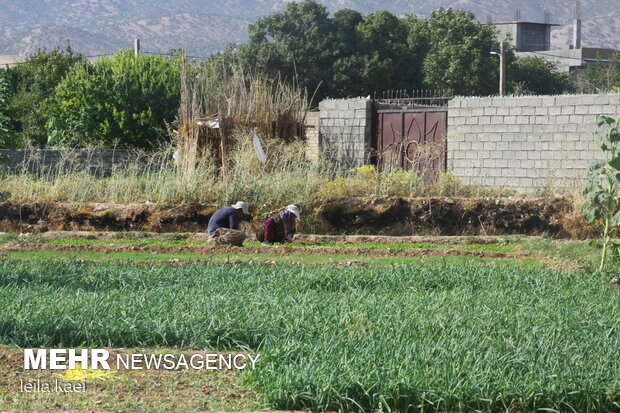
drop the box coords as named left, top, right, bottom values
left=219, top=117, right=228, bottom=181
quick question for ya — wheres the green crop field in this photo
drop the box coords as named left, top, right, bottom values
left=1, top=258, right=620, bottom=412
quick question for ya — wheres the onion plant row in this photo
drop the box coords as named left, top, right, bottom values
left=0, top=261, right=619, bottom=412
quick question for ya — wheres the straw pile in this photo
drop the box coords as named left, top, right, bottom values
left=178, top=61, right=309, bottom=177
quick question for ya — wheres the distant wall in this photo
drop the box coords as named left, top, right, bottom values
left=0, top=149, right=134, bottom=175
left=448, top=94, right=620, bottom=192
left=318, top=98, right=372, bottom=167
left=304, top=111, right=320, bottom=162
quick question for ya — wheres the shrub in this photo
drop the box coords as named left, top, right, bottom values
left=581, top=115, right=620, bottom=271
left=436, top=172, right=464, bottom=196
left=49, top=51, right=181, bottom=149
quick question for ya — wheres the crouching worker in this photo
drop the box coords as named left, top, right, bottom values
left=207, top=201, right=252, bottom=246
left=257, top=205, right=300, bottom=246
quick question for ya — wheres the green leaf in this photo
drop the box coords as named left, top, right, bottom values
left=609, top=129, right=620, bottom=143
left=581, top=181, right=597, bottom=195
left=0, top=153, right=9, bottom=168
left=609, top=156, right=620, bottom=171
left=594, top=132, right=609, bottom=151
left=584, top=207, right=601, bottom=224
left=603, top=168, right=620, bottom=184
left=588, top=160, right=606, bottom=173
left=611, top=210, right=620, bottom=226
left=597, top=115, right=615, bottom=127
left=47, top=129, right=58, bottom=144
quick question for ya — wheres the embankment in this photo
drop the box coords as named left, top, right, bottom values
left=0, top=196, right=592, bottom=238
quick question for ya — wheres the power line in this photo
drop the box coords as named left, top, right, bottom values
left=142, top=50, right=209, bottom=60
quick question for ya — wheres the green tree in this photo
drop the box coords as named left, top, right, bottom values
left=240, top=0, right=335, bottom=101
left=240, top=2, right=430, bottom=100
left=0, top=76, right=10, bottom=167
left=50, top=51, right=181, bottom=149
left=356, top=11, right=413, bottom=94
left=231, top=1, right=578, bottom=99
left=508, top=57, right=573, bottom=95
left=0, top=77, right=11, bottom=148
left=582, top=52, right=620, bottom=92
left=332, top=8, right=364, bottom=56
left=3, top=45, right=86, bottom=147
left=423, top=8, right=498, bottom=95
left=403, top=15, right=431, bottom=90
left=331, top=9, right=366, bottom=97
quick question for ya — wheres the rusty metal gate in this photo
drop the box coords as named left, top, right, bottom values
left=372, top=91, right=449, bottom=182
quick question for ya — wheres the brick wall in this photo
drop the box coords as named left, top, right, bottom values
left=0, top=149, right=134, bottom=175
left=448, top=93, right=620, bottom=192
left=318, top=98, right=372, bottom=167
left=304, top=111, right=320, bottom=162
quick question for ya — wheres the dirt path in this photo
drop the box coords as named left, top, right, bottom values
left=2, top=231, right=592, bottom=269
left=0, top=240, right=527, bottom=260
left=4, top=230, right=535, bottom=244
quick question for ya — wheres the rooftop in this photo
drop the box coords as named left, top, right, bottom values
left=492, top=21, right=561, bottom=26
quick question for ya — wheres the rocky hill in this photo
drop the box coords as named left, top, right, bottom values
left=0, top=0, right=618, bottom=59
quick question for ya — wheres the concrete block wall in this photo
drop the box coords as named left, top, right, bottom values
left=448, top=93, right=620, bottom=192
left=304, top=111, right=320, bottom=162
left=0, top=149, right=134, bottom=176
left=318, top=98, right=372, bottom=167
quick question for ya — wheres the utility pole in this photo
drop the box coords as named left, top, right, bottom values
left=134, top=38, right=141, bottom=58
left=491, top=42, right=507, bottom=96
left=499, top=41, right=506, bottom=97
left=573, top=0, right=581, bottom=49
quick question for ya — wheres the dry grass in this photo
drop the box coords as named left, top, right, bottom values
left=0, top=138, right=534, bottom=217
left=0, top=137, right=328, bottom=220
left=177, top=60, right=308, bottom=177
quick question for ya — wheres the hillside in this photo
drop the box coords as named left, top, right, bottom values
left=0, top=0, right=618, bottom=58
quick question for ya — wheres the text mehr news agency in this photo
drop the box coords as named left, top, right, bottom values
left=23, top=349, right=260, bottom=371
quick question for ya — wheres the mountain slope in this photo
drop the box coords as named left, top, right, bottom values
left=0, top=0, right=618, bottom=58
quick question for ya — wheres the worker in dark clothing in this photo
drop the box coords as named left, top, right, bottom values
left=256, top=205, right=300, bottom=245
left=207, top=201, right=251, bottom=246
